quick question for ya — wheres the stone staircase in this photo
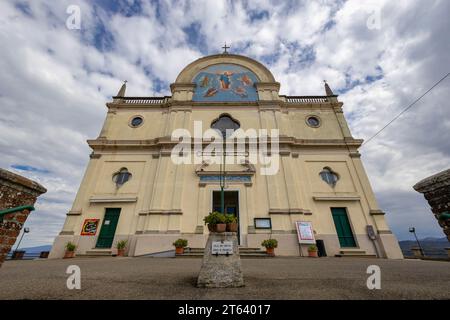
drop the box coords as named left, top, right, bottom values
left=76, top=249, right=113, bottom=258
left=334, top=249, right=377, bottom=258
left=176, top=247, right=272, bottom=258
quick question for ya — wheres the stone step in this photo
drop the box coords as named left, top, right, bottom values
left=335, top=249, right=377, bottom=258
left=185, top=247, right=264, bottom=253
left=77, top=250, right=113, bottom=257
left=176, top=252, right=272, bottom=259
left=178, top=247, right=271, bottom=258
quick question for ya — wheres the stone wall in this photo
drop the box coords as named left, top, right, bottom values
left=413, top=168, right=450, bottom=241
left=0, top=168, right=46, bottom=267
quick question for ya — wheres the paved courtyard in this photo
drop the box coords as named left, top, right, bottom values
left=0, top=257, right=449, bottom=299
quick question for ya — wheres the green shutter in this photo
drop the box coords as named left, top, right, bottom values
left=331, top=208, right=356, bottom=247
left=96, top=208, right=121, bottom=248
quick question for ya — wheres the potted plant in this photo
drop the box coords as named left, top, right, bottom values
left=116, top=240, right=127, bottom=257
left=11, top=250, right=26, bottom=260
left=64, top=241, right=76, bottom=259
left=261, top=239, right=278, bottom=256
left=308, top=244, right=319, bottom=257
left=203, top=211, right=226, bottom=233
left=173, top=238, right=188, bottom=254
left=225, top=214, right=238, bottom=232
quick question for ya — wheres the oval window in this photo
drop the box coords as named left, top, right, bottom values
left=130, top=116, right=143, bottom=128
left=306, top=116, right=320, bottom=128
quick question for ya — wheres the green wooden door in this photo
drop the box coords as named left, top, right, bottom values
left=96, top=208, right=121, bottom=248
left=331, top=208, right=356, bottom=247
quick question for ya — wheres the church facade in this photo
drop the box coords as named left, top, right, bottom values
left=49, top=53, right=403, bottom=259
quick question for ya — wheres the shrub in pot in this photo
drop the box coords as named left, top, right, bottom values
left=116, top=240, right=127, bottom=257
left=261, top=239, right=278, bottom=256
left=64, top=241, right=76, bottom=259
left=308, top=244, right=319, bottom=258
left=173, top=238, right=188, bottom=254
left=203, top=211, right=226, bottom=233
left=225, top=214, right=238, bottom=232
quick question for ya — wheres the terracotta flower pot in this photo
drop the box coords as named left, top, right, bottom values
left=266, top=247, right=275, bottom=256
left=12, top=250, right=25, bottom=260
left=175, top=247, right=184, bottom=254
left=308, top=250, right=318, bottom=258
left=64, top=251, right=75, bottom=259
left=117, top=249, right=125, bottom=257
left=216, top=223, right=226, bottom=233
left=227, top=222, right=238, bottom=232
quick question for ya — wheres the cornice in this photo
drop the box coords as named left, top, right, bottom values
left=87, top=137, right=363, bottom=151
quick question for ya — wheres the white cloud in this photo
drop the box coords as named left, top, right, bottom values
left=1, top=0, right=448, bottom=247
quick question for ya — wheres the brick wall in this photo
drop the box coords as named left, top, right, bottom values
left=0, top=169, right=46, bottom=267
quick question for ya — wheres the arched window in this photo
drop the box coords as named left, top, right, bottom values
left=113, top=168, right=132, bottom=187
left=320, top=167, right=339, bottom=187
left=211, top=114, right=240, bottom=138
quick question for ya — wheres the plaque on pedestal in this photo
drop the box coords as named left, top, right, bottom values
left=197, top=232, right=244, bottom=288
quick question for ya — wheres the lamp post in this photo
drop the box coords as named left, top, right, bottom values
left=15, top=227, right=30, bottom=252
left=409, top=227, right=424, bottom=256
left=211, top=116, right=240, bottom=215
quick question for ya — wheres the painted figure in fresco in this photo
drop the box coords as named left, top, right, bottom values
left=200, top=75, right=209, bottom=87
left=203, top=87, right=218, bottom=97
left=219, top=71, right=233, bottom=89
left=239, top=74, right=252, bottom=86
left=233, top=86, right=248, bottom=98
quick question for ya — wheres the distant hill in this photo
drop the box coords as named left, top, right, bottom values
left=399, top=237, right=448, bottom=258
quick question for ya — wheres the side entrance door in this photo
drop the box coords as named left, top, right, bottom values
left=96, top=208, right=121, bottom=248
left=331, top=208, right=357, bottom=248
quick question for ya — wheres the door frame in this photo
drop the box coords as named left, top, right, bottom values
left=95, top=208, right=121, bottom=249
left=210, top=189, right=242, bottom=244
left=330, top=207, right=358, bottom=248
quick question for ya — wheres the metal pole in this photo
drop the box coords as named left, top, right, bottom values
left=221, top=140, right=225, bottom=215
left=413, top=230, right=425, bottom=256
left=15, top=230, right=26, bottom=252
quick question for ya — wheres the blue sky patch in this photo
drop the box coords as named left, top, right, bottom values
left=11, top=165, right=50, bottom=174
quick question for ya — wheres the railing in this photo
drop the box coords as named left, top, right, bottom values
left=5, top=251, right=49, bottom=260
left=113, top=97, right=169, bottom=104
left=284, top=96, right=329, bottom=103
left=0, top=205, right=35, bottom=222
left=112, top=96, right=332, bottom=104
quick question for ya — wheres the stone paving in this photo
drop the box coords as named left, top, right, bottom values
left=0, top=257, right=449, bottom=299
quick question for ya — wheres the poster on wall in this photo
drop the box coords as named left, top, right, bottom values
left=81, top=219, right=99, bottom=236
left=295, top=221, right=316, bottom=244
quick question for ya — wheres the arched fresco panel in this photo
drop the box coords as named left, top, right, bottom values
left=192, top=64, right=259, bottom=102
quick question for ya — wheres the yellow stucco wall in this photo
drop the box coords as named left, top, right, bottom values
left=49, top=54, right=403, bottom=259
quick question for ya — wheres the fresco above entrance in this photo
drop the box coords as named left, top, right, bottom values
left=192, top=64, right=259, bottom=102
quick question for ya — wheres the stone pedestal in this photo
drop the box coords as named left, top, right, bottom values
left=197, top=232, right=244, bottom=288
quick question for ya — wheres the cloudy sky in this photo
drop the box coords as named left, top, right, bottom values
left=1, top=0, right=449, bottom=248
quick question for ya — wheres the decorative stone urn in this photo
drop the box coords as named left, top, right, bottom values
left=413, top=169, right=450, bottom=242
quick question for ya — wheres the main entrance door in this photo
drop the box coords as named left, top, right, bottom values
left=212, top=191, right=240, bottom=243
left=331, top=208, right=356, bottom=247
left=96, top=208, right=121, bottom=248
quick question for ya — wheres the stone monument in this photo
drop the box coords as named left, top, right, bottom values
left=197, top=232, right=244, bottom=288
